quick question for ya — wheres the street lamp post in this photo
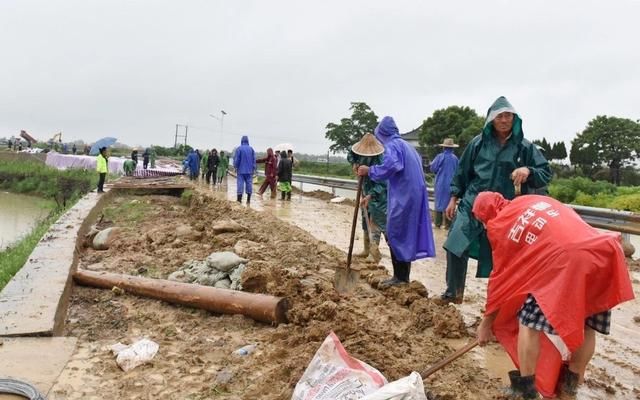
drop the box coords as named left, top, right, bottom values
left=209, top=110, right=227, bottom=149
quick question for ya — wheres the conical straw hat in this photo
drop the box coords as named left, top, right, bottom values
left=351, top=133, right=384, bottom=156
left=438, top=138, right=459, bottom=148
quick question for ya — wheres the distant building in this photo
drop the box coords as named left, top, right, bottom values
left=400, top=125, right=430, bottom=173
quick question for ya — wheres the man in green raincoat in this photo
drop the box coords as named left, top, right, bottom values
left=347, top=133, right=387, bottom=262
left=439, top=96, right=552, bottom=304
left=217, top=150, right=229, bottom=184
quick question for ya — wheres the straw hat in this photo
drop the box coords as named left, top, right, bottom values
left=351, top=133, right=384, bottom=156
left=438, top=138, right=459, bottom=148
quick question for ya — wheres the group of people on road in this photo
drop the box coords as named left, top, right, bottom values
left=233, top=135, right=298, bottom=204
left=184, top=148, right=229, bottom=185
left=347, top=96, right=634, bottom=399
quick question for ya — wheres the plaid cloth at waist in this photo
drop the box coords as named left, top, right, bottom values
left=518, top=294, right=611, bottom=335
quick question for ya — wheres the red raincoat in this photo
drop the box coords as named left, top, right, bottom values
left=473, top=192, right=634, bottom=398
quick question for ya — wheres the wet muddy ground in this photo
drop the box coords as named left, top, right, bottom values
left=50, top=177, right=640, bottom=399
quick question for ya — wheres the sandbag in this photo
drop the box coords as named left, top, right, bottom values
left=292, top=332, right=387, bottom=400
left=206, top=251, right=247, bottom=272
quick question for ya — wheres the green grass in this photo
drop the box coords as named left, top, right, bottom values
left=0, top=158, right=98, bottom=207
left=0, top=208, right=60, bottom=290
left=103, top=198, right=152, bottom=226
left=0, top=158, right=97, bottom=290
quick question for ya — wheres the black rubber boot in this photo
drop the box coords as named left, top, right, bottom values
left=246, top=194, right=251, bottom=205
left=506, top=371, right=539, bottom=399
left=557, top=364, right=579, bottom=397
left=281, top=191, right=286, bottom=200
left=237, top=194, right=242, bottom=203
left=286, top=192, right=291, bottom=201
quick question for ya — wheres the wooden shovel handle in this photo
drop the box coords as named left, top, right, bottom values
left=346, top=176, right=364, bottom=270
left=421, top=339, right=479, bottom=379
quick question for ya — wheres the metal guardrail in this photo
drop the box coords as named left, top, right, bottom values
left=258, top=172, right=640, bottom=236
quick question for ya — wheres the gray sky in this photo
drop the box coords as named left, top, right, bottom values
left=1, top=0, right=639, bottom=155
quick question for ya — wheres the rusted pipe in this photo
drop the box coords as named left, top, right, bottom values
left=73, top=269, right=289, bottom=324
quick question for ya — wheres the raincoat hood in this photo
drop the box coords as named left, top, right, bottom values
left=482, top=96, right=523, bottom=142
left=472, top=191, right=511, bottom=225
left=241, top=136, right=249, bottom=145
left=374, top=116, right=400, bottom=144
left=267, top=148, right=274, bottom=156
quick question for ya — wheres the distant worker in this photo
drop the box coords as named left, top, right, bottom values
left=233, top=136, right=256, bottom=204
left=131, top=149, right=139, bottom=166
left=348, top=133, right=387, bottom=263
left=201, top=149, right=209, bottom=180
left=142, top=148, right=150, bottom=169
left=277, top=150, right=293, bottom=201
left=430, top=138, right=459, bottom=229
left=287, top=149, right=299, bottom=168
left=357, top=116, right=436, bottom=287
left=256, top=148, right=278, bottom=199
left=123, top=159, right=136, bottom=176
left=186, top=149, right=200, bottom=180
left=7, top=139, right=12, bottom=150
left=96, top=147, right=109, bottom=193
left=72, top=143, right=77, bottom=155
left=149, top=147, right=156, bottom=168
left=473, top=192, right=634, bottom=399
left=207, top=149, right=220, bottom=185
left=217, top=150, right=229, bottom=185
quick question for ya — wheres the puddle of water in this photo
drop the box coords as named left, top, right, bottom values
left=0, top=192, right=50, bottom=250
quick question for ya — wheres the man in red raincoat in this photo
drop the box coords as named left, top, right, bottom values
left=472, top=192, right=634, bottom=399
left=256, top=148, right=278, bottom=199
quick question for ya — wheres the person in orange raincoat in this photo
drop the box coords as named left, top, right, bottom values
left=472, top=192, right=634, bottom=399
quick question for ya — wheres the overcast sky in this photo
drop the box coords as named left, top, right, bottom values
left=1, top=0, right=639, bottom=154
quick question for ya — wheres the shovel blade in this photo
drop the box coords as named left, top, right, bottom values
left=334, top=268, right=360, bottom=294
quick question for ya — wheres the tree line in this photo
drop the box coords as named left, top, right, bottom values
left=325, top=102, right=640, bottom=186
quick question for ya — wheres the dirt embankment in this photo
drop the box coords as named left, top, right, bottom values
left=57, top=192, right=500, bottom=400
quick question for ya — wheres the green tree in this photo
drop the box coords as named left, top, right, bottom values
left=419, top=106, right=484, bottom=160
left=532, top=138, right=552, bottom=158
left=570, top=116, right=640, bottom=185
left=552, top=141, right=567, bottom=160
left=325, top=102, right=378, bottom=153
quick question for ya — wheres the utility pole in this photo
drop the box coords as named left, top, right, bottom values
left=174, top=124, right=188, bottom=148
left=210, top=110, right=227, bottom=149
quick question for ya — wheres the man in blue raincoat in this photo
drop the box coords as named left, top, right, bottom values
left=357, top=116, right=436, bottom=288
left=438, top=96, right=552, bottom=304
left=430, top=138, right=459, bottom=229
left=233, top=135, right=256, bottom=204
left=186, top=149, right=200, bottom=181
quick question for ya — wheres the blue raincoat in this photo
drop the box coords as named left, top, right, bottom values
left=233, top=135, right=256, bottom=195
left=430, top=148, right=459, bottom=212
left=186, top=150, right=200, bottom=177
left=369, top=116, right=436, bottom=262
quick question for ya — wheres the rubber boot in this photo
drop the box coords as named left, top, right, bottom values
left=504, top=371, right=540, bottom=399
left=356, top=235, right=370, bottom=258
left=246, top=193, right=251, bottom=205
left=281, top=191, right=286, bottom=200
left=286, top=192, right=291, bottom=201
left=557, top=364, right=579, bottom=397
left=237, top=194, right=242, bottom=203
left=366, top=241, right=382, bottom=263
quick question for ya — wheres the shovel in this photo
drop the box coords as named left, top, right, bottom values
left=420, top=339, right=479, bottom=379
left=334, top=176, right=364, bottom=294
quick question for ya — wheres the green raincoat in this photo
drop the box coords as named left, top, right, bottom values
left=347, top=151, right=387, bottom=231
left=201, top=151, right=209, bottom=175
left=443, top=96, right=552, bottom=277
left=217, top=153, right=229, bottom=180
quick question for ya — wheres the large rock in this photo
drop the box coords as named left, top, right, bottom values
left=92, top=227, right=120, bottom=250
left=214, top=278, right=232, bottom=289
left=168, top=260, right=228, bottom=286
left=233, top=240, right=263, bottom=259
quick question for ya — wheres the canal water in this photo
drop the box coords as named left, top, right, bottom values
left=0, top=192, right=51, bottom=251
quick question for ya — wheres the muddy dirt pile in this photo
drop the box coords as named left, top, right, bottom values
left=61, top=192, right=500, bottom=400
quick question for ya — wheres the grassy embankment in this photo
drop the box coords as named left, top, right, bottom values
left=0, top=157, right=97, bottom=290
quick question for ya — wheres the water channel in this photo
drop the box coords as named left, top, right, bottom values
left=0, top=192, right=51, bottom=251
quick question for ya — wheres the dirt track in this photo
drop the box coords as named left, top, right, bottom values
left=49, top=178, right=640, bottom=399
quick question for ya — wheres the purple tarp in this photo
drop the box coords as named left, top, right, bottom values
left=45, top=152, right=181, bottom=177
